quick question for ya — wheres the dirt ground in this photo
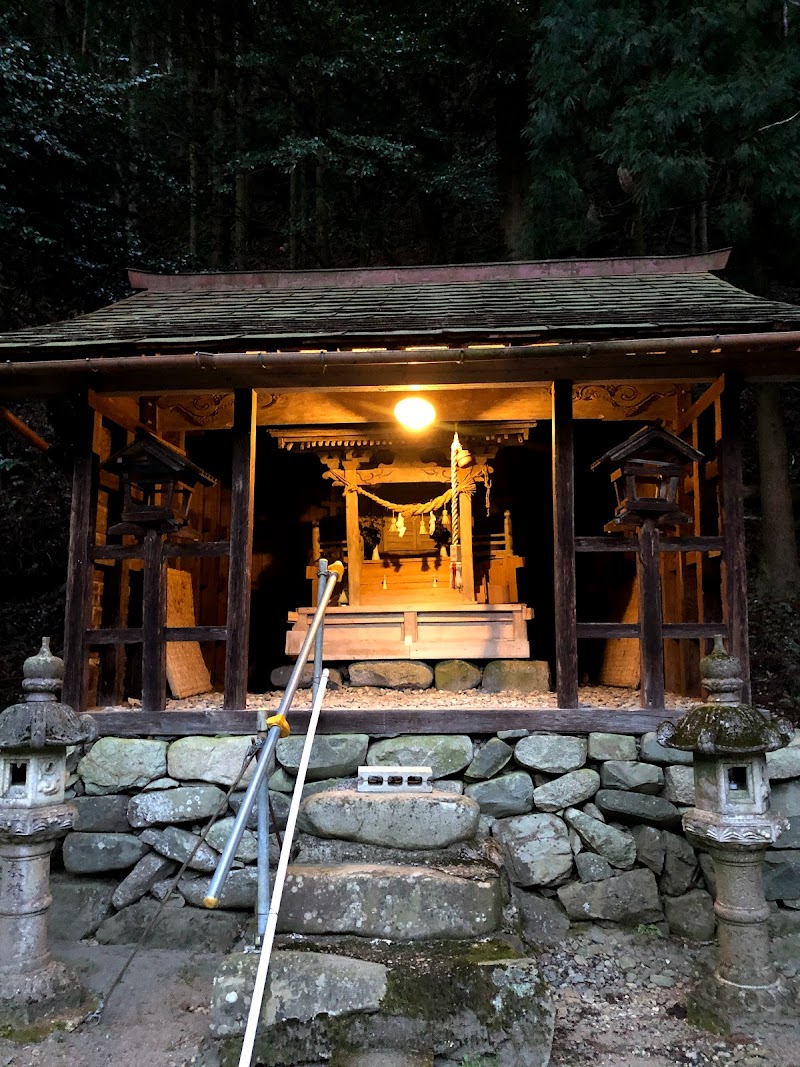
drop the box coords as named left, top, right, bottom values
left=0, top=928, right=797, bottom=1067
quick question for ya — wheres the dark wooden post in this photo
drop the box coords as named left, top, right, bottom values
left=62, top=405, right=98, bottom=712
left=719, top=376, right=751, bottom=701
left=141, top=528, right=167, bottom=711
left=637, top=518, right=666, bottom=709
left=224, top=389, right=256, bottom=710
left=552, top=380, right=579, bottom=708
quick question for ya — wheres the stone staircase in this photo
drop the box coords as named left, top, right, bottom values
left=210, top=784, right=554, bottom=1067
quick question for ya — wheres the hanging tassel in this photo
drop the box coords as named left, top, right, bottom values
left=443, top=510, right=451, bottom=528
left=429, top=512, right=436, bottom=535
left=419, top=516, right=426, bottom=536
left=390, top=515, right=397, bottom=532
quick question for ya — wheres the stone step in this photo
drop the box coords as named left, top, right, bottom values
left=298, top=787, right=480, bottom=849
left=277, top=863, right=502, bottom=940
left=211, top=941, right=554, bottom=1067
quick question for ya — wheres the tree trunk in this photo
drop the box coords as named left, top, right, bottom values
left=756, top=384, right=800, bottom=597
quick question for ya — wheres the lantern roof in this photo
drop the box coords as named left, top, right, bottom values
left=104, top=432, right=216, bottom=487
left=591, top=423, right=704, bottom=471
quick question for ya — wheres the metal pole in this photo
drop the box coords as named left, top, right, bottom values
left=204, top=561, right=343, bottom=909
left=312, top=558, right=328, bottom=701
left=237, top=671, right=330, bottom=1067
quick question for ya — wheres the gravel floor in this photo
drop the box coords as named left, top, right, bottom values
left=106, top=685, right=695, bottom=714
left=1, top=928, right=796, bottom=1067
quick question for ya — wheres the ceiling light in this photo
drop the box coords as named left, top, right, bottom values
left=394, top=396, right=436, bottom=431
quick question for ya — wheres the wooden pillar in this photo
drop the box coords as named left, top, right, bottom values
left=459, top=486, right=475, bottom=601
left=141, top=529, right=167, bottom=712
left=62, top=405, right=98, bottom=712
left=637, top=518, right=666, bottom=709
left=719, top=376, right=751, bottom=701
left=344, top=463, right=361, bottom=606
left=224, top=389, right=256, bottom=710
left=552, top=380, right=578, bottom=708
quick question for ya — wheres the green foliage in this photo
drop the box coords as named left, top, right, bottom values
left=526, top=0, right=800, bottom=264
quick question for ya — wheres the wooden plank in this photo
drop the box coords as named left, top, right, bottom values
left=141, top=529, right=167, bottom=711
left=164, top=542, right=231, bottom=558
left=86, top=705, right=681, bottom=738
left=578, top=623, right=639, bottom=638
left=637, top=519, right=665, bottom=709
left=166, top=569, right=213, bottom=698
left=552, top=380, right=578, bottom=708
left=87, top=628, right=143, bottom=645
left=459, top=487, right=476, bottom=601
left=62, top=405, right=98, bottom=712
left=719, top=375, right=752, bottom=700
left=575, top=535, right=724, bottom=553
left=675, top=375, right=725, bottom=434
left=344, top=464, right=362, bottom=605
left=224, top=389, right=256, bottom=710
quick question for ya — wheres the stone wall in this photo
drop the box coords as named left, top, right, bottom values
left=54, top=727, right=800, bottom=947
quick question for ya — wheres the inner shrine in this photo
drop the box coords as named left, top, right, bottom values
left=274, top=420, right=532, bottom=661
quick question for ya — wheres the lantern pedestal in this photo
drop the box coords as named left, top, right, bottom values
left=0, top=639, right=96, bottom=1035
left=658, top=639, right=797, bottom=1032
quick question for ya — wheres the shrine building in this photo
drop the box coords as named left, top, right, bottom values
left=2, top=249, right=799, bottom=736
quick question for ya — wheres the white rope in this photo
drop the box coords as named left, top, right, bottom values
left=450, top=432, right=462, bottom=589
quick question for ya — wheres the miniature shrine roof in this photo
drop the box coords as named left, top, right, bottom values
left=2, top=249, right=800, bottom=358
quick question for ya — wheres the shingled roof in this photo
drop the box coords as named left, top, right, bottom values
left=2, top=250, right=800, bottom=358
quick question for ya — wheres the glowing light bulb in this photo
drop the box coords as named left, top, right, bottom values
left=394, top=396, right=435, bottom=431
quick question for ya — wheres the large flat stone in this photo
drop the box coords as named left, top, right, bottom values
left=127, top=785, right=227, bottom=827
left=563, top=807, right=636, bottom=869
left=213, top=950, right=387, bottom=1036
left=348, top=661, right=433, bottom=689
left=112, top=852, right=178, bottom=910
left=211, top=942, right=554, bottom=1067
left=575, top=852, right=613, bottom=882
left=50, top=874, right=116, bottom=940
left=557, top=869, right=663, bottom=923
left=594, top=789, right=681, bottom=828
left=62, top=831, right=148, bottom=873
left=493, top=813, right=573, bottom=887
left=631, top=825, right=666, bottom=875
left=167, top=735, right=256, bottom=788
left=277, top=864, right=501, bottom=938
left=277, top=733, right=370, bottom=780
left=78, top=738, right=168, bottom=795
left=434, top=659, right=482, bottom=691
left=298, top=789, right=480, bottom=849
left=96, top=897, right=245, bottom=949
left=587, top=733, right=638, bottom=762
left=482, top=659, right=550, bottom=693
left=464, top=771, right=534, bottom=817
left=514, top=734, right=587, bottom=775
left=367, top=734, right=473, bottom=779
left=599, top=761, right=663, bottom=795
left=533, top=769, right=600, bottom=812
left=71, top=794, right=131, bottom=833
left=464, top=737, right=513, bottom=780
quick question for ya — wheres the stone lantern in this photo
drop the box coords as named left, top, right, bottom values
left=0, top=638, right=96, bottom=1031
left=657, top=638, right=795, bottom=1028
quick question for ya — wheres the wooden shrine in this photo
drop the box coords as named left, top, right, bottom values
left=274, top=425, right=532, bottom=660
left=2, top=249, right=800, bottom=732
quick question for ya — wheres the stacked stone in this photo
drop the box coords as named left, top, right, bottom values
left=56, top=727, right=800, bottom=949
left=270, top=658, right=551, bottom=692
